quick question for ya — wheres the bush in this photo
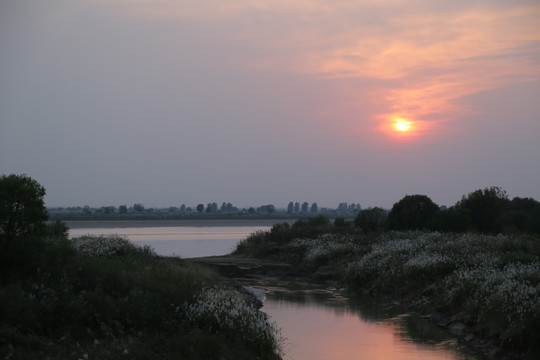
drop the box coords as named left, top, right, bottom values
left=1, top=234, right=283, bottom=359
left=71, top=234, right=155, bottom=258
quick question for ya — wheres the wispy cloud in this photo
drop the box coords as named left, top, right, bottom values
left=79, top=0, right=540, bottom=139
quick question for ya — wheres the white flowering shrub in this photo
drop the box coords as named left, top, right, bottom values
left=445, top=263, right=540, bottom=325
left=185, top=287, right=282, bottom=352
left=340, top=231, right=540, bottom=349
left=71, top=235, right=154, bottom=258
left=345, top=232, right=508, bottom=288
left=287, top=234, right=356, bottom=263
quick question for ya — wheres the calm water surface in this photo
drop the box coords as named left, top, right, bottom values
left=69, top=225, right=269, bottom=257
left=260, top=288, right=484, bottom=360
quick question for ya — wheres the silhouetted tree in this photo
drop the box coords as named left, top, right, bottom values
left=507, top=197, right=540, bottom=233
left=118, top=205, right=128, bottom=214
left=301, top=202, right=309, bottom=212
left=430, top=207, right=472, bottom=232
left=310, top=202, right=318, bottom=213
left=133, top=203, right=145, bottom=212
left=287, top=202, right=294, bottom=214
left=221, top=202, right=236, bottom=212
left=196, top=204, right=204, bottom=213
left=355, top=207, right=387, bottom=233
left=102, top=206, right=115, bottom=214
left=0, top=174, right=48, bottom=239
left=387, top=195, right=439, bottom=230
left=294, top=202, right=300, bottom=212
left=455, top=186, right=510, bottom=234
left=257, top=204, right=275, bottom=213
left=337, top=202, right=348, bottom=212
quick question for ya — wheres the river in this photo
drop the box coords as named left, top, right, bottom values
left=259, top=285, right=484, bottom=360
left=67, top=220, right=484, bottom=360
left=67, top=219, right=273, bottom=258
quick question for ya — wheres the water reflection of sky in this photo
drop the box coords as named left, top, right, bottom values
left=262, top=290, right=483, bottom=360
left=69, top=226, right=270, bottom=258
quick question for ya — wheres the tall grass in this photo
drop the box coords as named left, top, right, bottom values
left=0, top=234, right=282, bottom=360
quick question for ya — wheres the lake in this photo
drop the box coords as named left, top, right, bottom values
left=67, top=220, right=484, bottom=360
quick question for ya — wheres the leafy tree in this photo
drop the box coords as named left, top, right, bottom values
left=0, top=174, right=48, bottom=239
left=337, top=202, right=348, bottom=212
left=102, top=206, right=115, bottom=214
left=196, top=204, right=204, bottom=213
left=294, top=202, right=300, bottom=212
left=301, top=202, right=309, bottom=212
left=455, top=186, right=510, bottom=234
left=118, top=205, right=128, bottom=214
left=354, top=207, right=387, bottom=233
left=206, top=202, right=218, bottom=213
left=507, top=197, right=540, bottom=233
left=257, top=204, right=275, bottom=213
left=387, top=194, right=439, bottom=230
left=430, top=207, right=472, bottom=232
left=310, top=202, right=318, bottom=213
left=287, top=202, right=294, bottom=214
left=133, top=203, right=145, bottom=212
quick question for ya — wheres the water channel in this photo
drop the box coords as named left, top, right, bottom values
left=68, top=221, right=484, bottom=360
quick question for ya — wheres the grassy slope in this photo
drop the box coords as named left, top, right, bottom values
left=0, top=235, right=282, bottom=360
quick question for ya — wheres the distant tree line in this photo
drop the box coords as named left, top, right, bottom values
left=52, top=200, right=363, bottom=218
left=355, top=186, right=540, bottom=234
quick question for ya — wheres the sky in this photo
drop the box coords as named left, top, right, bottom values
left=1, top=0, right=539, bottom=209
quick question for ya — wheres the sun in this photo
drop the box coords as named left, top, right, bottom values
left=395, top=119, right=412, bottom=132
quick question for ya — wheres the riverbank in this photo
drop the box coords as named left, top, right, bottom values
left=0, top=235, right=283, bottom=360
left=227, top=228, right=540, bottom=360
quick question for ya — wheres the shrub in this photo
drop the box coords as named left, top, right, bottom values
left=186, top=286, right=282, bottom=356
left=71, top=234, right=155, bottom=258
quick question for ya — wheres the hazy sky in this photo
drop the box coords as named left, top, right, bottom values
left=1, top=0, right=539, bottom=209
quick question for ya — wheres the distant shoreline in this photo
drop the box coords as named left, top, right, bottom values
left=65, top=219, right=293, bottom=229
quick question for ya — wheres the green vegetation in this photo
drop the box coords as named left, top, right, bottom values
left=234, top=221, right=540, bottom=359
left=0, top=174, right=282, bottom=360
left=0, top=174, right=48, bottom=239
left=358, top=186, right=540, bottom=234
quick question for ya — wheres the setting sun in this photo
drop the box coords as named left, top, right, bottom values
left=395, top=119, right=412, bottom=132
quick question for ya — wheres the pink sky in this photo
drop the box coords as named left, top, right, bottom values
left=1, top=0, right=539, bottom=208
